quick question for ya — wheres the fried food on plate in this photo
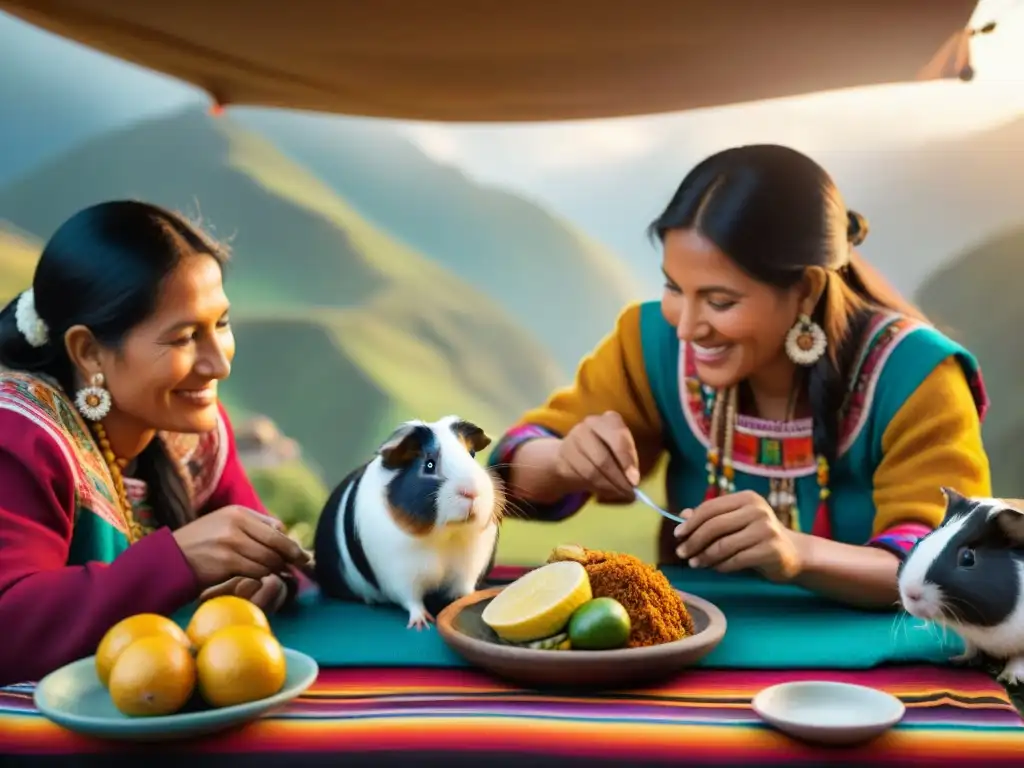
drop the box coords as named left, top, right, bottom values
left=547, top=544, right=694, bottom=648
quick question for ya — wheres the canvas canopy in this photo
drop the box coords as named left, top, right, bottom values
left=0, top=0, right=980, bottom=122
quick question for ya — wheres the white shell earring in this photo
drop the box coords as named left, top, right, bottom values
left=75, top=373, right=112, bottom=421
left=785, top=313, right=827, bottom=366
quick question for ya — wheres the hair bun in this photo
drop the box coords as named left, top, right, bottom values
left=847, top=210, right=869, bottom=247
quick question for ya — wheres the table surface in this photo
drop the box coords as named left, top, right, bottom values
left=3, top=566, right=1022, bottom=766
left=182, top=566, right=970, bottom=672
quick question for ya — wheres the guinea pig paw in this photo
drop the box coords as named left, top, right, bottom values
left=406, top=607, right=435, bottom=631
left=950, top=642, right=979, bottom=664
left=996, top=656, right=1024, bottom=686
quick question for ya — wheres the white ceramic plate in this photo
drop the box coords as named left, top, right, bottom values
left=751, top=680, right=906, bottom=746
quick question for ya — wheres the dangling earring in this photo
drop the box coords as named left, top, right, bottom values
left=785, top=313, right=827, bottom=366
left=75, top=372, right=112, bottom=421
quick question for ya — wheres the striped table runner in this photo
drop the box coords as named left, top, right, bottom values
left=2, top=663, right=1021, bottom=765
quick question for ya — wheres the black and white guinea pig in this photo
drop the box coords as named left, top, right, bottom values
left=898, top=486, right=1024, bottom=684
left=312, top=415, right=504, bottom=629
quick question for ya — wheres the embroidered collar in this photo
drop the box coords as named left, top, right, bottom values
left=677, top=313, right=919, bottom=478
left=0, top=371, right=228, bottom=535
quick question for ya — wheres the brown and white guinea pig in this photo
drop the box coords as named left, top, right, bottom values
left=898, top=487, right=1024, bottom=684
left=312, top=415, right=504, bottom=629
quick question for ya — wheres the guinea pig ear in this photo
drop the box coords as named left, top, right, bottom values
left=378, top=424, right=424, bottom=470
left=993, top=500, right=1024, bottom=546
left=940, top=486, right=965, bottom=505
left=940, top=486, right=970, bottom=523
left=451, top=419, right=492, bottom=453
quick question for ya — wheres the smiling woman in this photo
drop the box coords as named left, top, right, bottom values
left=0, top=201, right=311, bottom=687
left=489, top=144, right=992, bottom=612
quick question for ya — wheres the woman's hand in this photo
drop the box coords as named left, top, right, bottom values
left=554, top=411, right=641, bottom=503
left=172, top=506, right=310, bottom=589
left=198, top=574, right=290, bottom=613
left=673, top=490, right=803, bottom=582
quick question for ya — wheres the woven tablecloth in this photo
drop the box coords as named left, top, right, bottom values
left=3, top=566, right=1021, bottom=765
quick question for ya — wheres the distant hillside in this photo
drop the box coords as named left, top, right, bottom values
left=0, top=224, right=39, bottom=302
left=234, top=109, right=643, bottom=370
left=0, top=109, right=395, bottom=310
left=0, top=106, right=566, bottom=482
left=916, top=226, right=1024, bottom=497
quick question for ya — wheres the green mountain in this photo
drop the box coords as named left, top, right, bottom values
left=233, top=109, right=644, bottom=370
left=0, top=224, right=38, bottom=302
left=916, top=226, right=1024, bottom=497
left=0, top=106, right=566, bottom=489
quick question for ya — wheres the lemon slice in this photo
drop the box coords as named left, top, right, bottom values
left=482, top=561, right=592, bottom=643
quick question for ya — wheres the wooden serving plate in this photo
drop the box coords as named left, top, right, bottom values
left=437, top=587, right=727, bottom=689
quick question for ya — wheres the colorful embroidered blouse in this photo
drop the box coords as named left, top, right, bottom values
left=0, top=371, right=300, bottom=686
left=489, top=301, right=992, bottom=565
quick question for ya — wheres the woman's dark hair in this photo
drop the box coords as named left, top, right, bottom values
left=0, top=200, right=230, bottom=529
left=647, top=144, right=926, bottom=469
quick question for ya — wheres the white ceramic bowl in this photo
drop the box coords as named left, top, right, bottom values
left=751, top=681, right=906, bottom=746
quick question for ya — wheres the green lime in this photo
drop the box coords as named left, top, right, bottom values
left=567, top=597, right=631, bottom=650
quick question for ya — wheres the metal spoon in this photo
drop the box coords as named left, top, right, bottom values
left=633, top=487, right=687, bottom=525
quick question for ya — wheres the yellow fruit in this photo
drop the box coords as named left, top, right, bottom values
left=95, top=613, right=191, bottom=688
left=108, top=636, right=196, bottom=717
left=186, top=595, right=271, bottom=650
left=481, top=560, right=593, bottom=643
left=196, top=625, right=287, bottom=708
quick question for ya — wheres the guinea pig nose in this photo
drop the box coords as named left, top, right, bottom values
left=457, top=486, right=478, bottom=500
left=904, top=587, right=923, bottom=602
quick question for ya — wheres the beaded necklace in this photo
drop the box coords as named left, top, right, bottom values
left=702, top=384, right=831, bottom=533
left=89, top=421, right=145, bottom=544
